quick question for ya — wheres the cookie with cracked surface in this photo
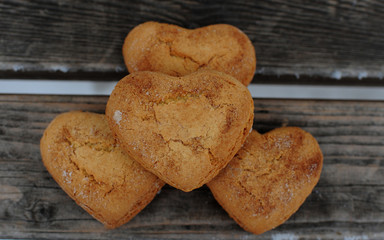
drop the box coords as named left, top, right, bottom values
left=40, top=111, right=164, bottom=229
left=123, top=21, right=256, bottom=86
left=106, top=69, right=254, bottom=192
left=207, top=128, right=323, bottom=234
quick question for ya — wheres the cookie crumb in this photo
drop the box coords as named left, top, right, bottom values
left=113, top=110, right=122, bottom=125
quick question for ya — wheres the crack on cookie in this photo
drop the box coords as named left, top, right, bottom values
left=200, top=53, right=227, bottom=69
left=157, top=36, right=229, bottom=74
left=228, top=150, right=271, bottom=179
left=238, top=147, right=290, bottom=183
left=237, top=180, right=264, bottom=204
left=157, top=131, right=205, bottom=152
left=157, top=37, right=201, bottom=69
left=155, top=130, right=223, bottom=187
left=156, top=125, right=212, bottom=156
left=208, top=149, right=219, bottom=167
left=207, top=101, right=233, bottom=110
left=61, top=126, right=121, bottom=195
left=152, top=107, right=160, bottom=125
left=103, top=186, right=115, bottom=197
left=151, top=96, right=215, bottom=155
left=237, top=180, right=255, bottom=199
left=63, top=126, right=119, bottom=153
left=237, top=180, right=272, bottom=216
left=170, top=50, right=200, bottom=70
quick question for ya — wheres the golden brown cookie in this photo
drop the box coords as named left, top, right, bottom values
left=40, top=111, right=165, bottom=229
left=123, top=21, right=256, bottom=86
left=207, top=128, right=323, bottom=234
left=106, top=69, right=254, bottom=192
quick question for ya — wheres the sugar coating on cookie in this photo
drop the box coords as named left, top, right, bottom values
left=106, top=69, right=254, bottom=192
left=40, top=111, right=164, bottom=228
left=123, top=21, right=256, bottom=86
left=207, top=127, right=323, bottom=234
left=113, top=110, right=122, bottom=125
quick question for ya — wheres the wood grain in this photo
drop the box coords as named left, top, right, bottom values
left=1, top=0, right=384, bottom=83
left=0, top=94, right=383, bottom=239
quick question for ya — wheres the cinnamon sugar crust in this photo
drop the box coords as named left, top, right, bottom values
left=123, top=21, right=256, bottom=86
left=40, top=111, right=164, bottom=228
left=106, top=69, right=254, bottom=192
left=207, top=127, right=323, bottom=234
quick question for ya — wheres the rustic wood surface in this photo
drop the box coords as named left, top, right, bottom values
left=0, top=94, right=383, bottom=239
left=1, top=0, right=384, bottom=84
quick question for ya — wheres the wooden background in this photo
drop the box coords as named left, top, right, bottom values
left=1, top=0, right=384, bottom=84
left=0, top=0, right=383, bottom=239
left=1, top=95, right=383, bottom=239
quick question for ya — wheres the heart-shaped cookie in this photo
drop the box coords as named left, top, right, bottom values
left=106, top=69, right=254, bottom=192
left=123, top=21, right=256, bottom=86
left=207, top=127, right=323, bottom=234
left=40, top=111, right=164, bottom=228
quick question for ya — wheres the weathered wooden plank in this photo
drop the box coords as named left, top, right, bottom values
left=0, top=95, right=383, bottom=239
left=1, top=0, right=384, bottom=83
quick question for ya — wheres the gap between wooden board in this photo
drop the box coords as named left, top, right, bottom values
left=1, top=80, right=384, bottom=100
